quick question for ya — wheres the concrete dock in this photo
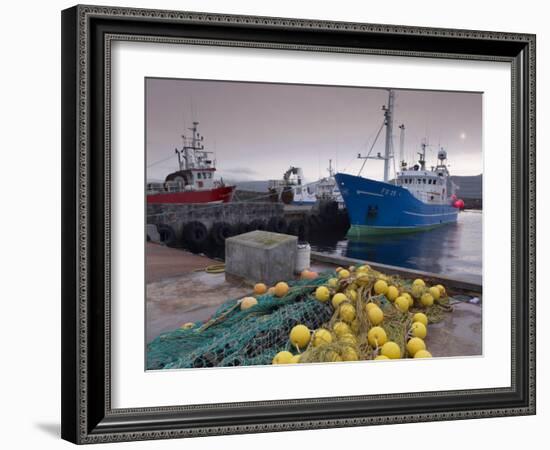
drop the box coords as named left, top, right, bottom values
left=146, top=243, right=482, bottom=357
left=426, top=302, right=482, bottom=357
left=146, top=243, right=252, bottom=342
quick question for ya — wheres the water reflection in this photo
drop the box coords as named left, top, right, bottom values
left=310, top=210, right=482, bottom=279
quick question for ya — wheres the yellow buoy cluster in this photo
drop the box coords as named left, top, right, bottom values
left=272, top=264, right=449, bottom=365
left=242, top=281, right=291, bottom=307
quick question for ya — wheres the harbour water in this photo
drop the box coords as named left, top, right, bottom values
left=310, top=210, right=482, bottom=281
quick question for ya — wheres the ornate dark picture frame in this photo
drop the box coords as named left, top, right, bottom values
left=61, top=4, right=536, bottom=444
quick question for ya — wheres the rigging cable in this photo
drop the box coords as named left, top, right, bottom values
left=147, top=154, right=176, bottom=168
left=357, top=120, right=385, bottom=176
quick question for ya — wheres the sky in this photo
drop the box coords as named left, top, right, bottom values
left=145, top=78, right=482, bottom=184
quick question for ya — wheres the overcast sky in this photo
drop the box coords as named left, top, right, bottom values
left=146, top=78, right=482, bottom=183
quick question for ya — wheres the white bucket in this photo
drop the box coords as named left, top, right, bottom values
left=295, top=243, right=311, bottom=273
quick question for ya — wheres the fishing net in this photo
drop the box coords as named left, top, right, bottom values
left=296, top=271, right=453, bottom=363
left=147, top=276, right=333, bottom=370
left=147, top=265, right=456, bottom=369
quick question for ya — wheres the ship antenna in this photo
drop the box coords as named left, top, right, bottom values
left=418, top=140, right=427, bottom=171
left=398, top=124, right=406, bottom=168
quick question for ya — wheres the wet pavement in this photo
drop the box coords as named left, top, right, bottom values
left=146, top=242, right=220, bottom=283
left=426, top=302, right=482, bottom=357
left=146, top=243, right=252, bottom=342
left=146, top=270, right=252, bottom=342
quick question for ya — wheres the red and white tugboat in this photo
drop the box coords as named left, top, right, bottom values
left=147, top=122, right=235, bottom=204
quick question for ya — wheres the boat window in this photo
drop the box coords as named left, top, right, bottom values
left=418, top=179, right=421, bottom=184
left=197, top=173, right=202, bottom=179
left=423, top=179, right=426, bottom=184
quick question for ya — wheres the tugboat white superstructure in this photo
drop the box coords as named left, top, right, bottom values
left=268, top=161, right=344, bottom=206
left=268, top=167, right=317, bottom=205
left=315, top=160, right=344, bottom=207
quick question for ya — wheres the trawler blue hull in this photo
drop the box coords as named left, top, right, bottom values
left=335, top=173, right=458, bottom=235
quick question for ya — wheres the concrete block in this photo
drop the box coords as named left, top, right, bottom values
left=146, top=224, right=161, bottom=243
left=225, top=230, right=297, bottom=285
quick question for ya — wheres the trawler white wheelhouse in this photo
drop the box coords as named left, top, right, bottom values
left=396, top=149, right=457, bottom=206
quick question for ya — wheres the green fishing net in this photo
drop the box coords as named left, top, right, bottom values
left=147, top=276, right=333, bottom=369
left=147, top=268, right=457, bottom=369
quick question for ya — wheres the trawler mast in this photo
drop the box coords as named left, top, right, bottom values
left=356, top=89, right=395, bottom=182
left=382, top=90, right=395, bottom=182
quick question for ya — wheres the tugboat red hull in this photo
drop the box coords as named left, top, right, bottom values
left=147, top=186, right=235, bottom=204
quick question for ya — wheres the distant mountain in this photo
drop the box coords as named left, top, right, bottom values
left=232, top=179, right=321, bottom=192
left=227, top=174, right=482, bottom=199
left=231, top=180, right=270, bottom=192
left=451, top=174, right=482, bottom=199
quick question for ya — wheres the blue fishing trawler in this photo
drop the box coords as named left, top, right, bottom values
left=335, top=90, right=462, bottom=236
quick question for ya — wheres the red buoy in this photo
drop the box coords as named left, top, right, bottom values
left=450, top=194, right=457, bottom=201
left=453, top=199, right=465, bottom=209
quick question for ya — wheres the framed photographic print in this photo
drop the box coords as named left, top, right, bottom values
left=61, top=4, right=536, bottom=444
